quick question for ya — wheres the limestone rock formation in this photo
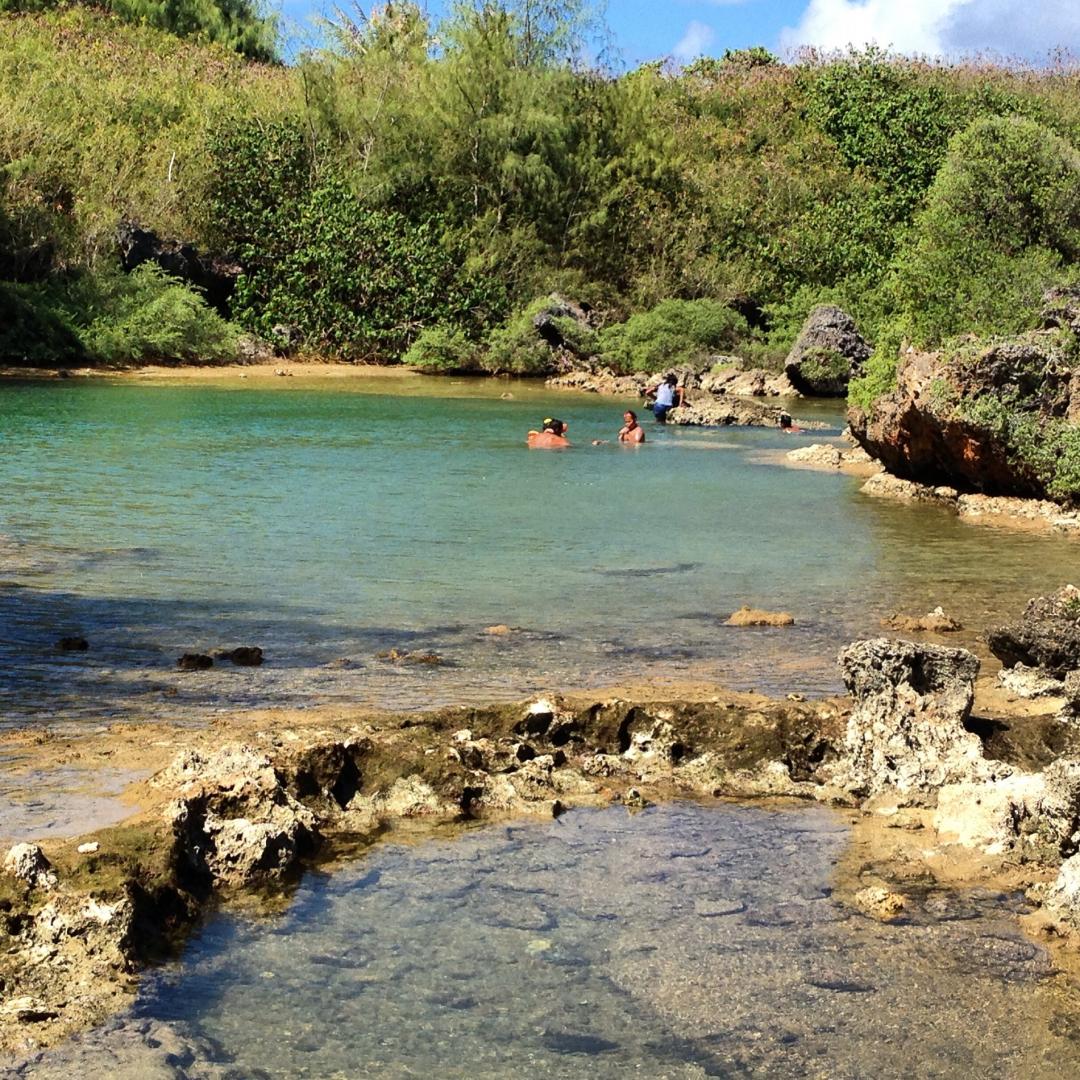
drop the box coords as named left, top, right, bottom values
left=847, top=311, right=1080, bottom=502
left=158, top=745, right=317, bottom=886
left=3, top=842, right=57, bottom=890
left=831, top=638, right=987, bottom=797
left=987, top=585, right=1080, bottom=677
left=784, top=305, right=871, bottom=396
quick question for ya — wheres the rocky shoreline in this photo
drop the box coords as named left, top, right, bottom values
left=5, top=590, right=1080, bottom=1063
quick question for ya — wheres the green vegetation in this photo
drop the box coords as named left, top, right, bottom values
left=598, top=300, right=748, bottom=373
left=3, top=4, right=1080, bottom=383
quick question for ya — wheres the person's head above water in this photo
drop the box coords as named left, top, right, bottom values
left=542, top=417, right=567, bottom=434
left=623, top=410, right=637, bottom=423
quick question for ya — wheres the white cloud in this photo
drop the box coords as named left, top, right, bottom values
left=673, top=20, right=715, bottom=62
left=780, top=0, right=971, bottom=56
left=781, top=0, right=1080, bottom=60
left=944, top=0, right=1080, bottom=60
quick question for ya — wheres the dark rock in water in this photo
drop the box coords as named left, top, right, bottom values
left=542, top=1031, right=620, bottom=1056
left=987, top=586, right=1080, bottom=678
left=214, top=646, right=264, bottom=666
left=177, top=653, right=214, bottom=671
left=57, top=636, right=89, bottom=651
left=785, top=305, right=871, bottom=397
left=376, top=648, right=444, bottom=666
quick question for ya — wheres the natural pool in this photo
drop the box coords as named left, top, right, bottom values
left=15, top=801, right=1080, bottom=1078
left=2, top=373, right=1079, bottom=726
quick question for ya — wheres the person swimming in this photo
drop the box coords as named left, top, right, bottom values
left=527, top=417, right=570, bottom=448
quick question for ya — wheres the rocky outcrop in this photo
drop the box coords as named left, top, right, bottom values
left=848, top=314, right=1080, bottom=502
left=158, top=745, right=318, bottom=887
left=117, top=222, right=239, bottom=318
left=830, top=639, right=988, bottom=798
left=698, top=366, right=798, bottom=397
left=667, top=397, right=827, bottom=429
left=986, top=585, right=1080, bottom=677
left=784, top=305, right=871, bottom=396
left=3, top=843, right=57, bottom=890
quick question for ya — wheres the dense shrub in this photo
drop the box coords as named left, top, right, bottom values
left=403, top=325, right=475, bottom=372
left=480, top=298, right=562, bottom=375
left=598, top=299, right=748, bottom=373
left=0, top=281, right=86, bottom=364
left=886, top=115, right=1080, bottom=346
left=207, top=120, right=503, bottom=359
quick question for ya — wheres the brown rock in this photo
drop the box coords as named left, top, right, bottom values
left=725, top=607, right=795, bottom=627
left=882, top=607, right=963, bottom=633
left=854, top=885, right=906, bottom=922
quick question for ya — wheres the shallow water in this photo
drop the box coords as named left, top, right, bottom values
left=17, top=802, right=1080, bottom=1078
left=2, top=376, right=1079, bottom=725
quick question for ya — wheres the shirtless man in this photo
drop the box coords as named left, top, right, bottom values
left=618, top=410, right=645, bottom=443
left=527, top=417, right=570, bottom=448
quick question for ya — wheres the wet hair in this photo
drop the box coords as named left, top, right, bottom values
left=624, top=410, right=637, bottom=421
left=543, top=417, right=566, bottom=434
left=779, top=411, right=792, bottom=429
left=665, top=374, right=677, bottom=386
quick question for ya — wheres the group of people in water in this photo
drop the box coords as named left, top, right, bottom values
left=527, top=374, right=682, bottom=448
left=527, top=372, right=803, bottom=447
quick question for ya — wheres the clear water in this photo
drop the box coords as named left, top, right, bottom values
left=2, top=374, right=1079, bottom=725
left=17, top=802, right=1080, bottom=1078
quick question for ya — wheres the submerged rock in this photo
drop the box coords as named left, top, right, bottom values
left=725, top=607, right=795, bottom=627
left=214, top=646, right=264, bottom=666
left=176, top=653, right=214, bottom=671
left=882, top=607, right=962, bottom=633
left=986, top=585, right=1080, bottom=678
left=853, top=885, right=906, bottom=922
left=831, top=639, right=987, bottom=798
left=57, top=636, right=89, bottom=652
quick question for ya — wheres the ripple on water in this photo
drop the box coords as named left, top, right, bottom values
left=13, top=801, right=1080, bottom=1080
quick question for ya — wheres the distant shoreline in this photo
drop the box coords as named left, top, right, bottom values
left=0, top=361, right=425, bottom=382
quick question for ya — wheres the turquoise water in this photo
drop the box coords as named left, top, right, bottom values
left=2, top=374, right=1079, bottom=724
left=16, top=802, right=1080, bottom=1078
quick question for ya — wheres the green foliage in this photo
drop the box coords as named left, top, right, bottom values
left=959, top=391, right=1080, bottom=504
left=0, top=0, right=277, bottom=59
left=797, top=348, right=848, bottom=386
left=0, top=264, right=239, bottom=365
left=480, top=297, right=561, bottom=374
left=887, top=115, right=1080, bottom=346
left=598, top=299, right=748, bottom=374
left=0, top=279, right=86, bottom=364
left=207, top=119, right=502, bottom=358
left=848, top=329, right=903, bottom=413
left=76, top=263, right=240, bottom=363
left=403, top=325, right=475, bottom=372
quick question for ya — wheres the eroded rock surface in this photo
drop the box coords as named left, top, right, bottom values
left=987, top=585, right=1080, bottom=677
left=784, top=305, right=871, bottom=397
left=830, top=639, right=987, bottom=797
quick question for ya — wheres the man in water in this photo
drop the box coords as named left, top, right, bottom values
left=618, top=410, right=645, bottom=443
left=527, top=417, right=570, bottom=448
left=645, top=374, right=684, bottom=423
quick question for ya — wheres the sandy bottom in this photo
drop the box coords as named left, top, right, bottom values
left=0, top=362, right=420, bottom=382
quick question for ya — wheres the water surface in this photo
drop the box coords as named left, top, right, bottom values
left=2, top=375, right=1078, bottom=725
left=17, top=802, right=1080, bottom=1078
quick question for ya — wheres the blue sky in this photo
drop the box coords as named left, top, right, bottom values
left=278, top=1, right=1080, bottom=66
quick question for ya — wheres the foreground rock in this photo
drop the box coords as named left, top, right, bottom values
left=784, top=305, right=871, bottom=397
left=881, top=607, right=962, bottom=633
left=828, top=638, right=988, bottom=797
left=725, top=607, right=795, bottom=627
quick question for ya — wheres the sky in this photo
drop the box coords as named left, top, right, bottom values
left=278, top=0, right=1080, bottom=66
